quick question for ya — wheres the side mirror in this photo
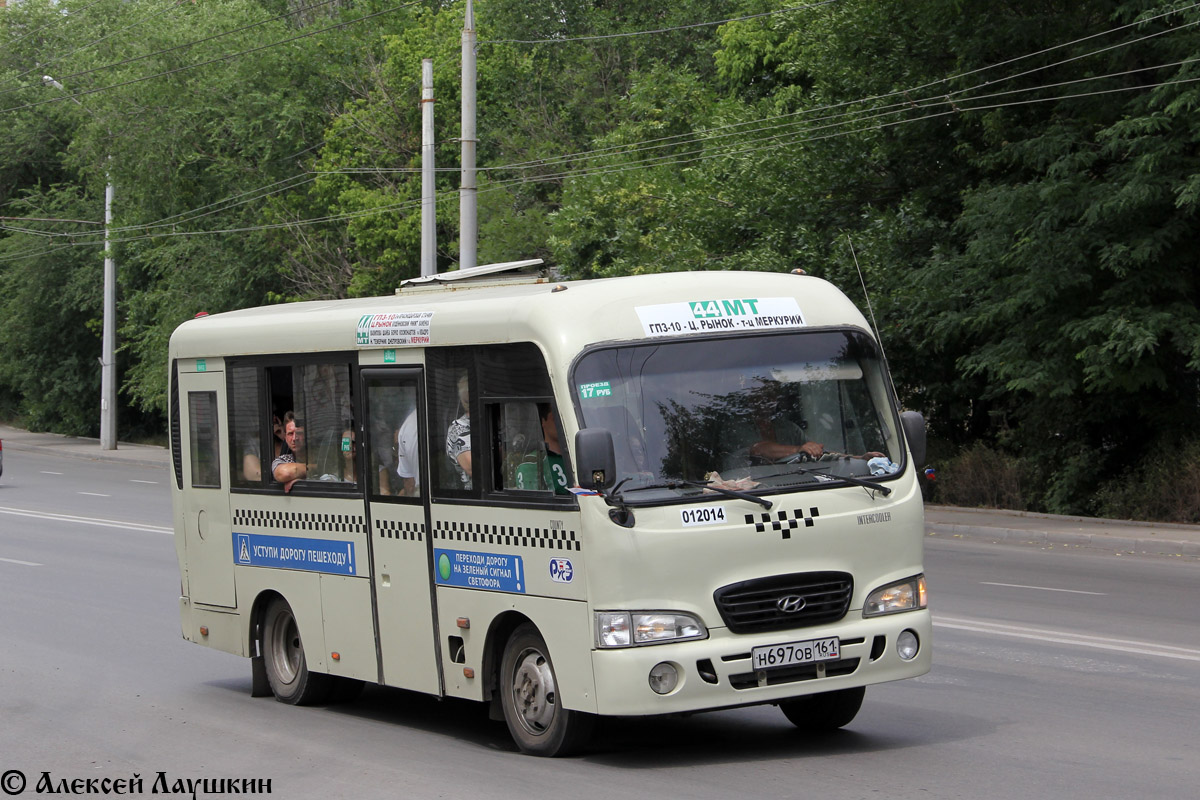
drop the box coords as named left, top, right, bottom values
left=900, top=411, right=926, bottom=467
left=574, top=428, right=617, bottom=490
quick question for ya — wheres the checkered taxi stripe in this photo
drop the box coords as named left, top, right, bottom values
left=434, top=520, right=581, bottom=551
left=233, top=508, right=366, bottom=534
left=745, top=507, right=819, bottom=539
left=375, top=518, right=425, bottom=542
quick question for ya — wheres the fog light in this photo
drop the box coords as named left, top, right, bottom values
left=648, top=662, right=679, bottom=695
left=897, top=629, right=919, bottom=661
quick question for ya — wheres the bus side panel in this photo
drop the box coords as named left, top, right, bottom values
left=319, top=573, right=378, bottom=682
left=235, top=566, right=329, bottom=673
left=435, top=588, right=596, bottom=713
left=428, top=503, right=591, bottom=707
left=179, top=601, right=245, bottom=655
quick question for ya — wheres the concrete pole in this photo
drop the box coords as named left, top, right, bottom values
left=44, top=75, right=117, bottom=449
left=460, top=0, right=478, bottom=270
left=421, top=59, right=437, bottom=277
left=100, top=172, right=116, bottom=450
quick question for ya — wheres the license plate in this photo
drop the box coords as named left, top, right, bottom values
left=750, top=636, right=840, bottom=670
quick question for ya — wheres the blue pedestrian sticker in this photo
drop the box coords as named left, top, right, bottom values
left=435, top=549, right=524, bottom=593
left=233, top=532, right=356, bottom=576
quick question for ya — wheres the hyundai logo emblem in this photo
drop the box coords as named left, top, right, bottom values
left=776, top=594, right=807, bottom=614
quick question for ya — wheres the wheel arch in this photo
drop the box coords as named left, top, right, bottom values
left=248, top=589, right=286, bottom=697
left=482, top=610, right=534, bottom=716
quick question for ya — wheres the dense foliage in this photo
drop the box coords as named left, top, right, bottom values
left=2, top=0, right=1198, bottom=519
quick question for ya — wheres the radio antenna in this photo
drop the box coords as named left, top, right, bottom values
left=847, top=234, right=883, bottom=344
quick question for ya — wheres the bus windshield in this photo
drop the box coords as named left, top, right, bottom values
left=572, top=329, right=904, bottom=502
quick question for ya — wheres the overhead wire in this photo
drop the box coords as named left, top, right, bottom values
left=480, top=0, right=841, bottom=46
left=2, top=0, right=109, bottom=51
left=4, top=1, right=1199, bottom=258
left=9, top=65, right=1200, bottom=260
left=0, top=0, right=349, bottom=98
left=0, top=0, right=427, bottom=115
left=0, top=0, right=190, bottom=96
left=312, top=10, right=1200, bottom=180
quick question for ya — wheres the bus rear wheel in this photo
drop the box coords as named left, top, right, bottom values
left=262, top=598, right=331, bottom=705
left=779, top=686, right=865, bottom=731
left=499, top=623, right=594, bottom=756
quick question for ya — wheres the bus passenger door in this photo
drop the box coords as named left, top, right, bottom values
left=178, top=368, right=235, bottom=608
left=361, top=369, right=441, bottom=695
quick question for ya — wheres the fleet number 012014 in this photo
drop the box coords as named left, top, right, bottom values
left=680, top=506, right=727, bottom=526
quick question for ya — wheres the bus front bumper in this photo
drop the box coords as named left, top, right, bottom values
left=588, top=609, right=931, bottom=716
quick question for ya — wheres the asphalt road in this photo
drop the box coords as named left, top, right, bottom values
left=0, top=439, right=1197, bottom=799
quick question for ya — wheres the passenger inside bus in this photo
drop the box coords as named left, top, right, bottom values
left=271, top=412, right=308, bottom=491
left=396, top=407, right=420, bottom=496
left=445, top=372, right=472, bottom=489
left=241, top=411, right=286, bottom=482
left=512, top=405, right=570, bottom=494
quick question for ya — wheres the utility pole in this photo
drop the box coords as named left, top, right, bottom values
left=44, top=75, right=117, bottom=450
left=420, top=59, right=436, bottom=277
left=460, top=0, right=478, bottom=270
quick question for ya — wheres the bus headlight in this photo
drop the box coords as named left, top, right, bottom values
left=863, top=575, right=928, bottom=617
left=596, top=612, right=707, bottom=648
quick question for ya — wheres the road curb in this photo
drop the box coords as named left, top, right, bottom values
left=927, top=522, right=1200, bottom=559
left=0, top=428, right=169, bottom=471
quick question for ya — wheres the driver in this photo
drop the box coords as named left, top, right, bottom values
left=746, top=380, right=825, bottom=462
left=749, top=429, right=824, bottom=462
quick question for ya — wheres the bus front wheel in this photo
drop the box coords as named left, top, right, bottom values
left=499, top=623, right=594, bottom=756
left=779, top=686, right=865, bottom=731
left=262, top=598, right=331, bottom=705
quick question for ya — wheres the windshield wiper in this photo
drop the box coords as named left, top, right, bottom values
left=759, top=462, right=892, bottom=496
left=616, top=477, right=772, bottom=510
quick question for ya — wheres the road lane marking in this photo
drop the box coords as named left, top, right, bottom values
left=934, top=614, right=1200, bottom=662
left=131, top=480, right=158, bottom=484
left=0, top=557, right=42, bottom=567
left=981, top=581, right=1106, bottom=596
left=77, top=492, right=111, bottom=497
left=40, top=471, right=63, bottom=475
left=0, top=505, right=171, bottom=535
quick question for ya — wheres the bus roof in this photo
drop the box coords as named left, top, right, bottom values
left=168, top=270, right=874, bottom=364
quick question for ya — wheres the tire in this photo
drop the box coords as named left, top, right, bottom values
left=499, top=623, right=594, bottom=756
left=261, top=598, right=332, bottom=705
left=779, top=686, right=866, bottom=731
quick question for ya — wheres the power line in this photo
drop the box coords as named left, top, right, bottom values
left=6, top=2, right=1198, bottom=258
left=311, top=25, right=1200, bottom=183
left=0, top=0, right=189, bottom=96
left=480, top=0, right=841, bottom=46
left=0, top=0, right=348, bottom=99
left=8, top=67, right=1198, bottom=261
left=0, top=0, right=426, bottom=116
left=2, top=0, right=110, bottom=51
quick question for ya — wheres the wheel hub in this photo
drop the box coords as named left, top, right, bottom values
left=512, top=649, right=557, bottom=734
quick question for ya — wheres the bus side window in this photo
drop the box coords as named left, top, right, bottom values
left=493, top=401, right=544, bottom=491
left=188, top=391, right=221, bottom=489
left=428, top=354, right=475, bottom=496
left=229, top=366, right=263, bottom=486
left=365, top=379, right=421, bottom=498
left=295, top=362, right=354, bottom=483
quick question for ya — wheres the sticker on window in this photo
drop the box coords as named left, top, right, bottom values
left=579, top=381, right=612, bottom=400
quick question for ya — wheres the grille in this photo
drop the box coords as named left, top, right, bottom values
left=714, top=571, right=852, bottom=634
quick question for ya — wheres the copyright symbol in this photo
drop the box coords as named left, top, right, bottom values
left=1, top=770, right=25, bottom=796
